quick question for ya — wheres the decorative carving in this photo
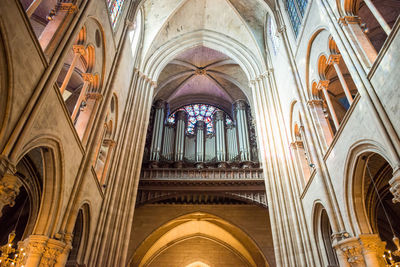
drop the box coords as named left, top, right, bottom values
left=176, top=110, right=187, bottom=121
left=359, top=234, right=386, bottom=256
left=195, top=68, right=207, bottom=75
left=0, top=173, right=22, bottom=216
left=328, top=54, right=341, bottom=65
left=82, top=73, right=94, bottom=83
left=72, top=44, right=86, bottom=56
left=317, top=80, right=330, bottom=90
left=333, top=237, right=363, bottom=264
left=233, top=100, right=247, bottom=111
left=338, top=16, right=361, bottom=26
left=214, top=110, right=225, bottom=121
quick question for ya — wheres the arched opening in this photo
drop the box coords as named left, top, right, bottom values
left=356, top=0, right=400, bottom=53
left=351, top=151, right=400, bottom=263
left=129, top=212, right=272, bottom=267
left=66, top=205, right=89, bottom=267
left=314, top=204, right=339, bottom=267
left=0, top=148, right=44, bottom=252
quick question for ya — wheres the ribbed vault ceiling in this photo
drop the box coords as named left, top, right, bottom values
left=154, top=46, right=248, bottom=114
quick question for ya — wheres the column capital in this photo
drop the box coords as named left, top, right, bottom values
left=317, top=80, right=330, bottom=90
left=72, top=44, right=86, bottom=55
left=328, top=54, right=341, bottom=65
left=104, top=139, right=117, bottom=148
left=82, top=73, right=94, bottom=83
left=56, top=2, right=78, bottom=13
left=290, top=140, right=303, bottom=149
left=0, top=173, right=22, bottom=216
left=389, top=169, right=400, bottom=203
left=87, top=92, right=103, bottom=101
left=333, top=236, right=364, bottom=264
left=358, top=234, right=386, bottom=256
left=307, top=99, right=324, bottom=107
left=338, top=16, right=361, bottom=26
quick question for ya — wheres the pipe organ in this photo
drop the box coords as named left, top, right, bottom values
left=147, top=100, right=258, bottom=167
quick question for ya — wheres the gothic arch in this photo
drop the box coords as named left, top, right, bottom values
left=312, top=202, right=339, bottom=267
left=67, top=203, right=90, bottom=265
left=130, top=212, right=269, bottom=267
left=343, top=139, right=395, bottom=236
left=12, top=136, right=64, bottom=237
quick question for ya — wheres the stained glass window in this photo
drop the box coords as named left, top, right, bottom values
left=167, top=104, right=233, bottom=135
left=107, top=0, right=125, bottom=29
left=285, top=0, right=308, bottom=37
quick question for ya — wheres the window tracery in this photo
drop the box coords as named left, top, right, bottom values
left=167, top=104, right=232, bottom=135
left=285, top=0, right=308, bottom=36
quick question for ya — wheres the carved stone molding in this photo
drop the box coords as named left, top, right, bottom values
left=333, top=237, right=363, bottom=265
left=0, top=173, right=22, bottom=216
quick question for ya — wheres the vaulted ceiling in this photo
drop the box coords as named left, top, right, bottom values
left=141, top=0, right=273, bottom=112
left=154, top=46, right=248, bottom=114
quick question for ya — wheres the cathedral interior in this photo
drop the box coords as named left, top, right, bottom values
left=0, top=0, right=400, bottom=266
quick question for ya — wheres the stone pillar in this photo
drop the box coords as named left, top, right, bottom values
left=59, top=45, right=85, bottom=95
left=339, top=16, right=377, bottom=68
left=0, top=173, right=22, bottom=217
left=196, top=121, right=205, bottom=162
left=329, top=55, right=354, bottom=105
left=389, top=169, right=400, bottom=203
left=71, top=73, right=94, bottom=122
left=214, top=110, right=226, bottom=162
left=162, top=125, right=175, bottom=160
left=174, top=110, right=186, bottom=161
left=318, top=80, right=340, bottom=130
left=359, top=234, right=386, bottom=267
left=234, top=100, right=251, bottom=161
left=290, top=141, right=311, bottom=187
left=150, top=100, right=166, bottom=161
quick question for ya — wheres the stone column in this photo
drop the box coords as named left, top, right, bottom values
left=214, top=110, right=226, bottom=162
left=174, top=110, right=186, bottom=161
left=0, top=173, right=22, bottom=217
left=196, top=121, right=205, bottom=162
left=389, top=169, right=400, bottom=203
left=234, top=100, right=251, bottom=161
left=290, top=141, right=311, bottom=187
left=59, top=45, right=85, bottom=95
left=329, top=55, right=354, bottom=105
left=150, top=100, right=166, bottom=161
left=71, top=73, right=94, bottom=122
left=318, top=80, right=340, bottom=130
left=339, top=16, right=377, bottom=68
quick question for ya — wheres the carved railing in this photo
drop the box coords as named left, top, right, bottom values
left=140, top=168, right=264, bottom=180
